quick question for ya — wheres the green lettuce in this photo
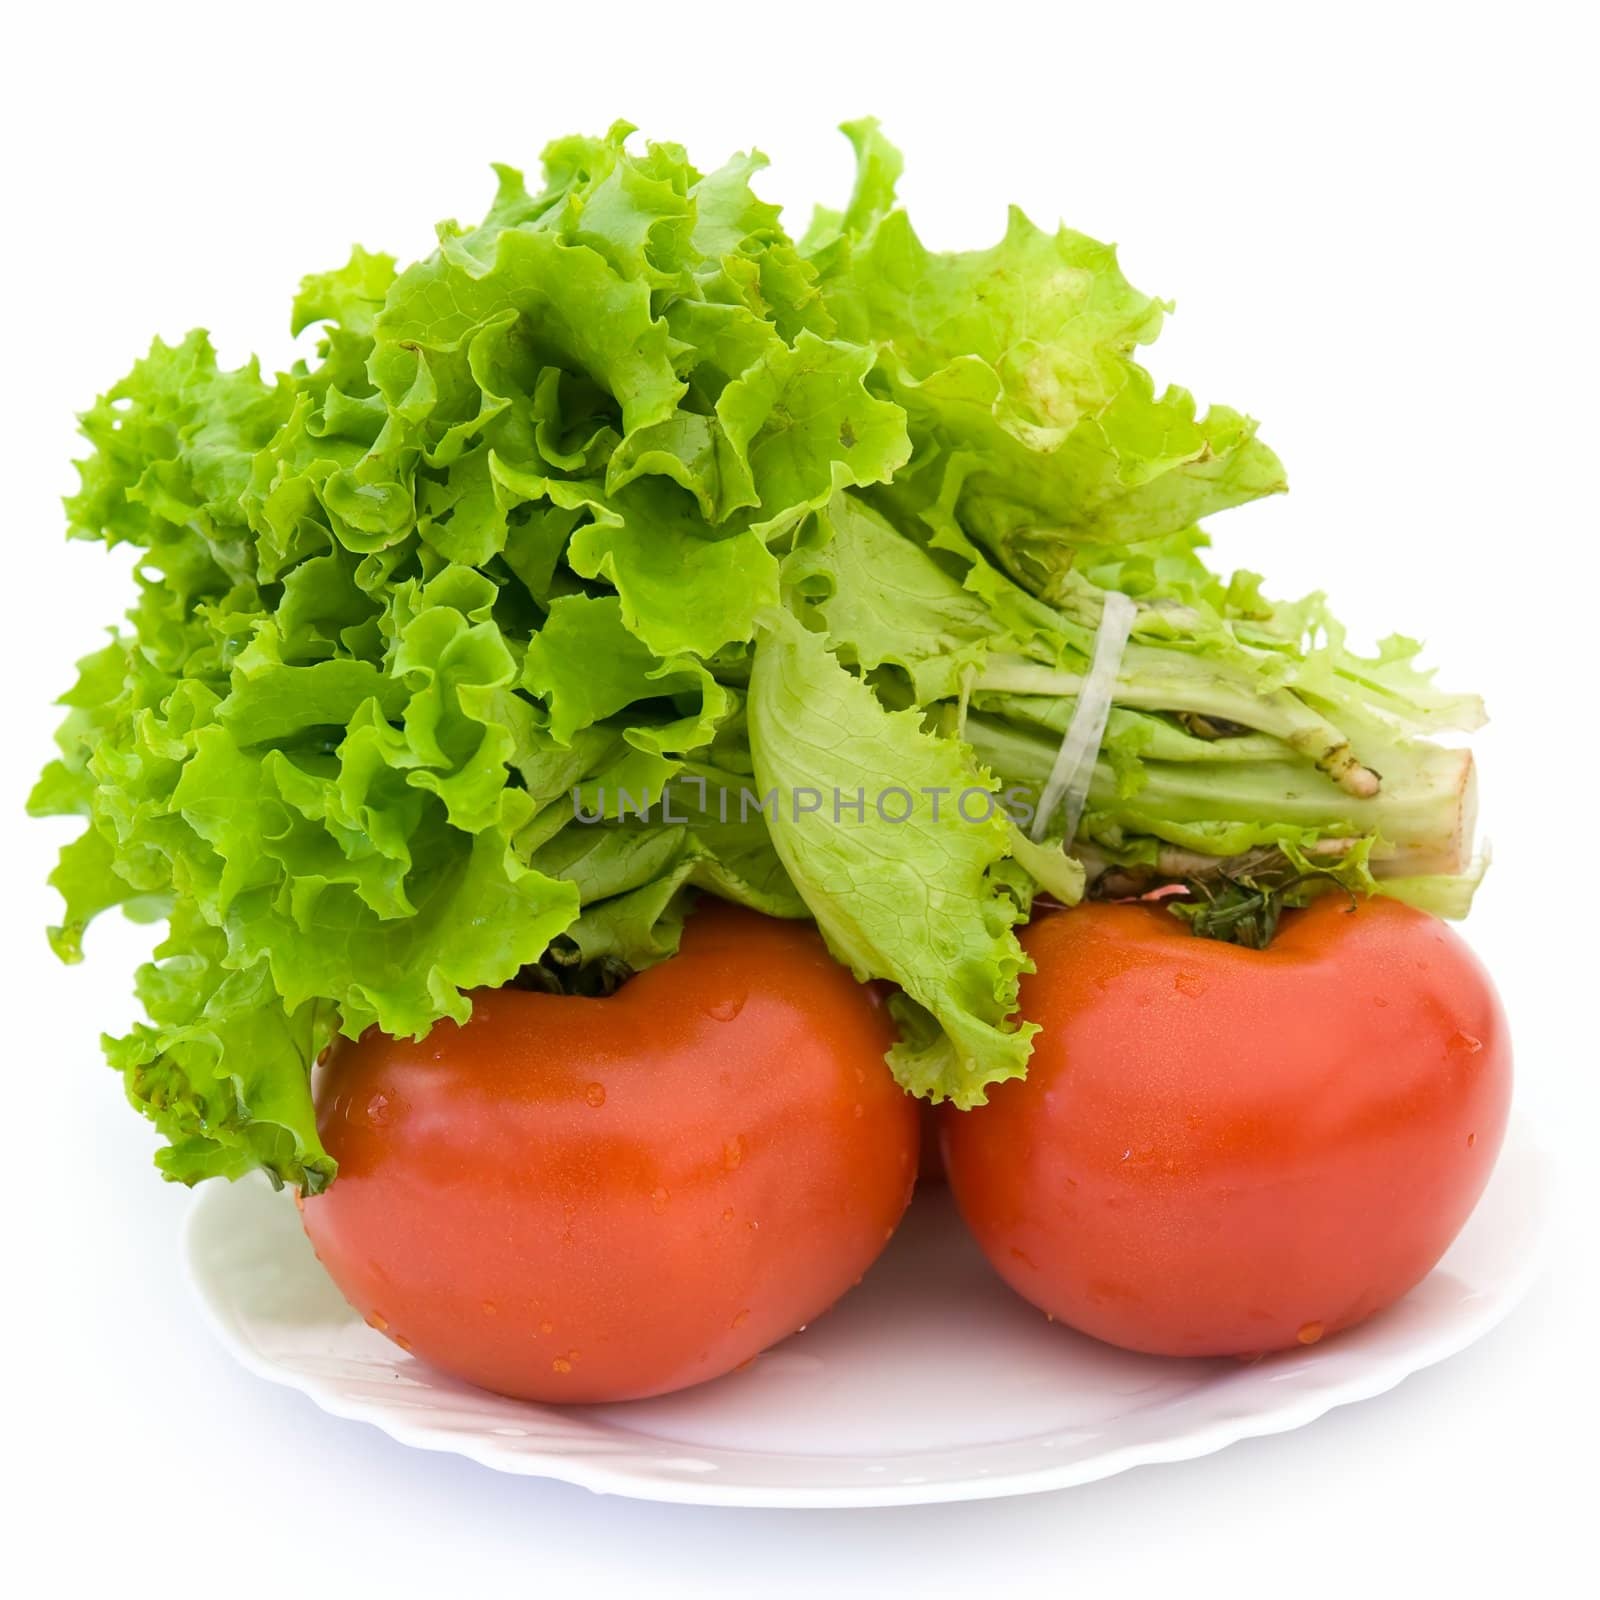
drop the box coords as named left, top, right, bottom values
left=749, top=608, right=1035, bottom=1108
left=33, top=120, right=1483, bottom=1186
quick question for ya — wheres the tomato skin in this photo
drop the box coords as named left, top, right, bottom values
left=301, top=902, right=919, bottom=1402
left=941, top=898, right=1511, bottom=1357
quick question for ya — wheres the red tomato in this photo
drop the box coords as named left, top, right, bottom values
left=301, top=901, right=919, bottom=1402
left=941, top=897, right=1511, bottom=1357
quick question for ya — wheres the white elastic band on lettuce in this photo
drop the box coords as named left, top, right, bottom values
left=1029, top=590, right=1137, bottom=843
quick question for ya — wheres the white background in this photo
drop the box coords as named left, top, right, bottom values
left=3, top=2, right=1595, bottom=1593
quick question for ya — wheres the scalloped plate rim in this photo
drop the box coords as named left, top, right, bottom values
left=182, top=1113, right=1553, bottom=1509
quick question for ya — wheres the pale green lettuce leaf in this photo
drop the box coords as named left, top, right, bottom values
left=716, top=330, right=911, bottom=535
left=748, top=608, right=1034, bottom=1105
left=807, top=129, right=1287, bottom=582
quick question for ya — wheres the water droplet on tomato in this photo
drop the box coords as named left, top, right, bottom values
left=394, top=1334, right=413, bottom=1353
left=365, top=1092, right=392, bottom=1127
left=723, top=1136, right=743, bottom=1171
left=585, top=1082, right=607, bottom=1108
left=539, top=1319, right=554, bottom=1335
left=365, top=1311, right=388, bottom=1333
left=651, top=1186, right=670, bottom=1214
left=721, top=1206, right=735, bottom=1222
left=1467, top=1131, right=1478, bottom=1148
left=481, top=1300, right=497, bottom=1316
left=551, top=1357, right=572, bottom=1374
left=1450, top=1031, right=1484, bottom=1055
left=1297, top=1320, right=1325, bottom=1345
left=731, top=1309, right=749, bottom=1329
left=1174, top=973, right=1204, bottom=998
left=853, top=1103, right=864, bottom=1119
left=704, top=993, right=746, bottom=1022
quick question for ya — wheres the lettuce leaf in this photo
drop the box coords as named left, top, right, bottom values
left=805, top=119, right=1287, bottom=588
left=748, top=608, right=1036, bottom=1105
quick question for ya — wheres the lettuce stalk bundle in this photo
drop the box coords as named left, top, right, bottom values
left=32, top=121, right=1484, bottom=1189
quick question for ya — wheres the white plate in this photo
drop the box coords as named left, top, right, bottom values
left=185, top=1115, right=1551, bottom=1508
